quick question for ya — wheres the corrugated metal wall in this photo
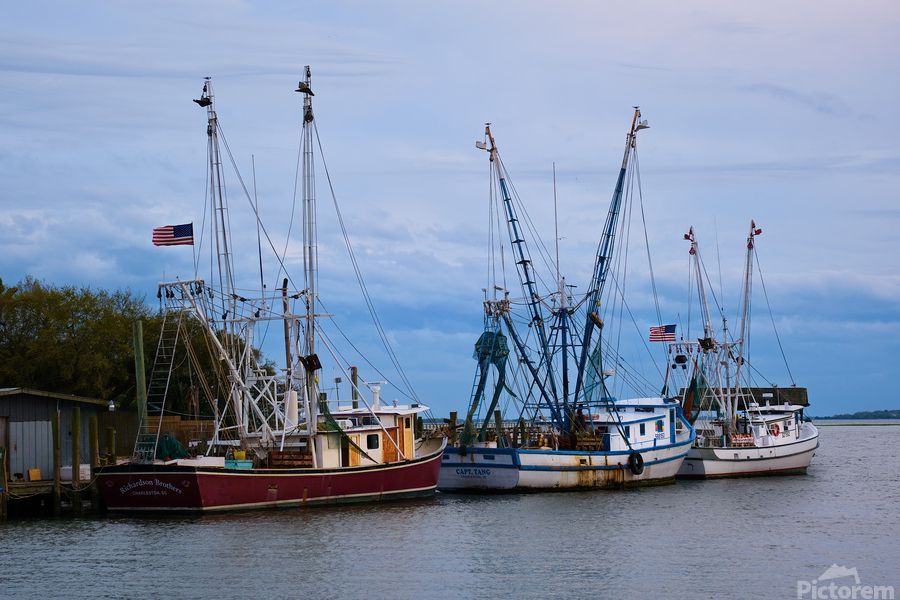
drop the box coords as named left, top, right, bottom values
left=1, top=393, right=98, bottom=480
left=9, top=421, right=53, bottom=478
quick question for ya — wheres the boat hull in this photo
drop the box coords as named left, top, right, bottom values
left=97, top=439, right=445, bottom=512
left=676, top=433, right=819, bottom=479
left=438, top=435, right=693, bottom=492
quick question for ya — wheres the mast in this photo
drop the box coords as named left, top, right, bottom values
left=196, top=79, right=237, bottom=330
left=572, top=108, right=648, bottom=405
left=296, top=66, right=320, bottom=453
left=734, top=220, right=761, bottom=403
left=685, top=227, right=715, bottom=341
left=478, top=126, right=561, bottom=416
left=194, top=78, right=244, bottom=429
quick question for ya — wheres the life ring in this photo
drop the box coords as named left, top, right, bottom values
left=628, top=452, right=644, bottom=475
left=769, top=423, right=781, bottom=437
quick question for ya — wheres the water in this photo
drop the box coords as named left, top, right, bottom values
left=2, top=425, right=898, bottom=599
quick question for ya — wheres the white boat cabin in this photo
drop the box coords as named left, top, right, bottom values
left=586, top=398, right=682, bottom=452
left=694, top=402, right=808, bottom=448
left=318, top=404, right=427, bottom=468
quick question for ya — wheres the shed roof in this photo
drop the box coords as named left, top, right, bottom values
left=0, top=387, right=107, bottom=407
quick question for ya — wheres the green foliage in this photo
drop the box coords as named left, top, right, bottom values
left=0, top=276, right=153, bottom=406
left=0, top=276, right=274, bottom=417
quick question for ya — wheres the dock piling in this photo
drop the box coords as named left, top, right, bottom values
left=89, top=415, right=100, bottom=511
left=0, top=446, right=8, bottom=520
left=52, top=409, right=61, bottom=516
left=71, top=406, right=82, bottom=515
left=448, top=411, right=457, bottom=445
left=106, top=427, right=116, bottom=465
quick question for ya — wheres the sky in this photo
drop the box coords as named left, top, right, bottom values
left=1, top=1, right=898, bottom=416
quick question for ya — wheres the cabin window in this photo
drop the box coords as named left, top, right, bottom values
left=624, top=426, right=630, bottom=439
left=656, top=420, right=664, bottom=433
left=327, top=434, right=339, bottom=449
left=366, top=434, right=379, bottom=450
left=639, top=423, right=646, bottom=436
left=483, top=454, right=496, bottom=461
left=405, top=417, right=412, bottom=427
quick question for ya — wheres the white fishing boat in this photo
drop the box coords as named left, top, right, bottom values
left=439, top=110, right=694, bottom=492
left=673, top=224, right=819, bottom=479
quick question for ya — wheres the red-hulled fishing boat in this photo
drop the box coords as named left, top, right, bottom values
left=97, top=68, right=445, bottom=512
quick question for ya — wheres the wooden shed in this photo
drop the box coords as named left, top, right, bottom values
left=0, top=388, right=108, bottom=481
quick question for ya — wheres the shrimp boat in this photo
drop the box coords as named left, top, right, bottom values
left=438, top=110, right=694, bottom=492
left=673, top=224, right=818, bottom=479
left=97, top=69, right=445, bottom=512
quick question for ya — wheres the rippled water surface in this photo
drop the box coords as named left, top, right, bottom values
left=2, top=425, right=898, bottom=599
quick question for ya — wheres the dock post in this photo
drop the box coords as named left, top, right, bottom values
left=134, top=320, right=148, bottom=427
left=106, top=427, right=117, bottom=465
left=89, top=415, right=100, bottom=512
left=519, top=417, right=527, bottom=448
left=72, top=406, right=82, bottom=515
left=0, top=446, right=8, bottom=520
left=448, top=411, right=457, bottom=445
left=350, top=365, right=359, bottom=410
left=52, top=409, right=61, bottom=516
left=494, top=410, right=504, bottom=447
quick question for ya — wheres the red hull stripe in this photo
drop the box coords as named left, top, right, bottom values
left=98, top=446, right=444, bottom=511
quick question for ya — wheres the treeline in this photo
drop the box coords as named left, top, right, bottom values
left=814, top=409, right=900, bottom=420
left=0, top=277, right=250, bottom=416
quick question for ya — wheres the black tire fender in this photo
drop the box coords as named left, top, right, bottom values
left=628, top=452, right=644, bottom=475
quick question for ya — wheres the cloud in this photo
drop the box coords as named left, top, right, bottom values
left=738, top=83, right=872, bottom=120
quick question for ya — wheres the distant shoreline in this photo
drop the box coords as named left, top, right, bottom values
left=813, top=421, right=900, bottom=426
left=810, top=410, right=900, bottom=420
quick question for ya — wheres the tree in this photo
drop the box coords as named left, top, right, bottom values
left=0, top=276, right=272, bottom=417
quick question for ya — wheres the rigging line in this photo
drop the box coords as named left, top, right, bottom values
left=612, top=157, right=638, bottom=399
left=499, top=155, right=558, bottom=290
left=487, top=158, right=494, bottom=292
left=553, top=161, right=560, bottom=283
left=194, top=137, right=211, bottom=278
left=714, top=215, right=725, bottom=309
left=753, top=249, right=794, bottom=384
left=317, top=302, right=415, bottom=402
left=634, top=151, right=663, bottom=326
left=251, top=155, right=266, bottom=305
left=312, top=121, right=418, bottom=401
left=214, top=123, right=303, bottom=297
left=686, top=251, right=693, bottom=341
left=698, top=250, right=728, bottom=326
left=315, top=325, right=428, bottom=430
left=604, top=266, right=665, bottom=382
left=495, top=169, right=509, bottom=293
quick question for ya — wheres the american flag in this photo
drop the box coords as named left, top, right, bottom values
left=649, top=324, right=676, bottom=342
left=152, top=223, right=194, bottom=246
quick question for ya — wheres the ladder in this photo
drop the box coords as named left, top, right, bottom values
left=133, top=310, right=184, bottom=462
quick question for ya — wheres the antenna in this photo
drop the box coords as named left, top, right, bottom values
left=251, top=154, right=265, bottom=307
left=553, top=161, right=560, bottom=284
